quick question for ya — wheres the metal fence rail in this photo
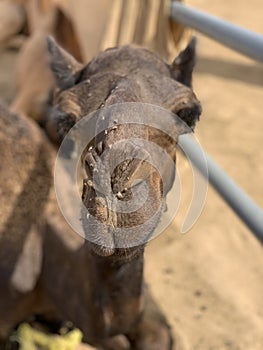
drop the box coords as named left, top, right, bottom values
left=171, top=2, right=263, bottom=242
left=170, top=2, right=263, bottom=62
left=179, top=136, right=263, bottom=242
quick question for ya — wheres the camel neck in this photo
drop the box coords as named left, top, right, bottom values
left=86, top=248, right=144, bottom=337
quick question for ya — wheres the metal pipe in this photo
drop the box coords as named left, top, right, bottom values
left=170, top=2, right=263, bottom=63
left=179, top=134, right=263, bottom=243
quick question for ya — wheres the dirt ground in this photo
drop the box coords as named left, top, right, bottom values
left=145, top=1, right=263, bottom=349
left=0, top=1, right=263, bottom=350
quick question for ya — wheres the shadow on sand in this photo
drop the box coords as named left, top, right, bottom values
left=196, top=56, right=263, bottom=87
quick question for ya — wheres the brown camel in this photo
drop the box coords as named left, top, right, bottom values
left=0, top=37, right=201, bottom=349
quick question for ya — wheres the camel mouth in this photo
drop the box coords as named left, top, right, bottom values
left=89, top=242, right=116, bottom=257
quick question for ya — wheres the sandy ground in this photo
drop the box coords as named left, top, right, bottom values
left=0, top=1, right=263, bottom=350
left=145, top=1, right=263, bottom=349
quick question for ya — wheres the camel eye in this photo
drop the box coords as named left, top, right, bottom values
left=176, top=104, right=201, bottom=129
left=46, top=107, right=77, bottom=144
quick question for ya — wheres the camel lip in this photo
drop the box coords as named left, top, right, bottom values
left=87, top=241, right=144, bottom=261
left=91, top=245, right=116, bottom=257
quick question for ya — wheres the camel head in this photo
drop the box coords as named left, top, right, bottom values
left=46, top=37, right=201, bottom=258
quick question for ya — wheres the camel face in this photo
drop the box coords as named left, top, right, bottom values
left=46, top=38, right=201, bottom=257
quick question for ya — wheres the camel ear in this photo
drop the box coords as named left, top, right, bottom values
left=11, top=225, right=42, bottom=293
left=47, top=36, right=83, bottom=90
left=170, top=37, right=197, bottom=87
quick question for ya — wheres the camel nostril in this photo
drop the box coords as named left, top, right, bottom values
left=116, top=187, right=130, bottom=200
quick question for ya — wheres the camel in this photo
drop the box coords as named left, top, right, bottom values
left=44, top=37, right=201, bottom=348
left=0, top=102, right=53, bottom=346
left=0, top=37, right=201, bottom=349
